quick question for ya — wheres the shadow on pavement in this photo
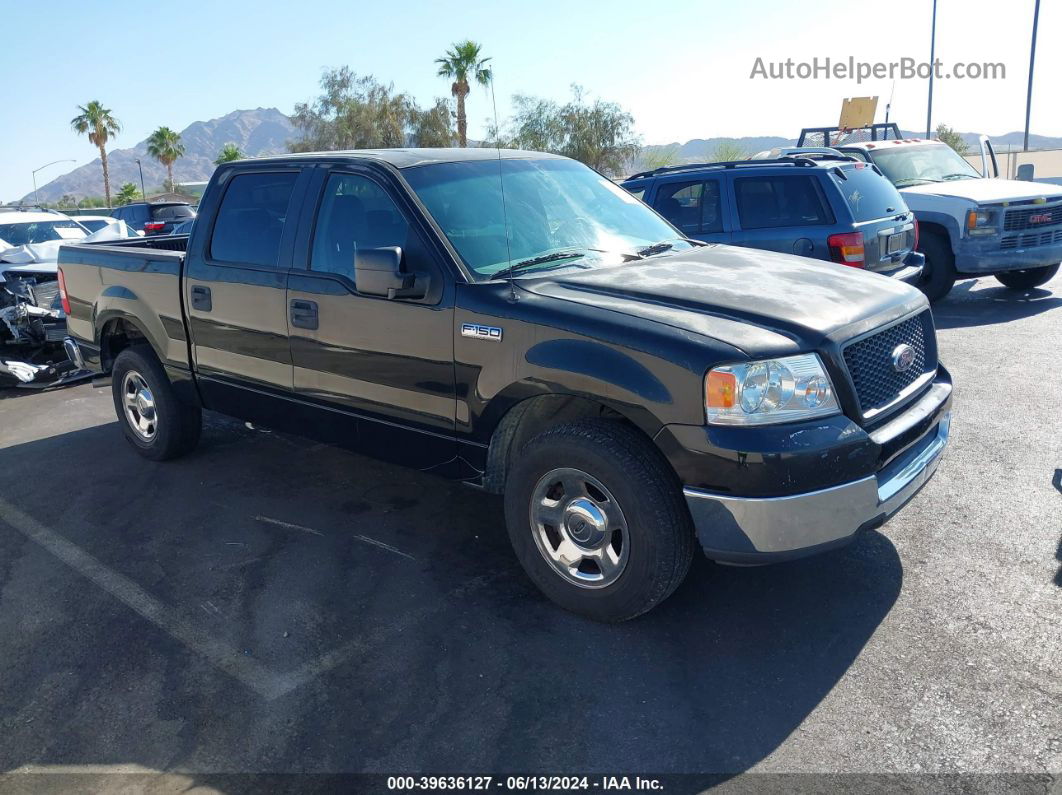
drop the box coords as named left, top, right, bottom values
left=932, top=283, right=1060, bottom=330
left=0, top=417, right=904, bottom=775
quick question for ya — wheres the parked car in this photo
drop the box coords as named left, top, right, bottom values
left=621, top=154, right=924, bottom=283
left=75, top=215, right=141, bottom=236
left=60, top=148, right=952, bottom=621
left=800, top=123, right=1062, bottom=300
left=111, top=201, right=196, bottom=236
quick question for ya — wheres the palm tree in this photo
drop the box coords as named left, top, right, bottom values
left=116, top=182, right=140, bottom=206
left=146, top=126, right=185, bottom=192
left=214, top=142, right=245, bottom=165
left=435, top=40, right=492, bottom=147
left=70, top=101, right=121, bottom=207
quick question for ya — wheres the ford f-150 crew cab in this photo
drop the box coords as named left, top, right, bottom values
left=58, top=149, right=953, bottom=621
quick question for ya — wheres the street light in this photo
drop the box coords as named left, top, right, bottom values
left=135, top=158, right=147, bottom=201
left=32, top=159, right=76, bottom=206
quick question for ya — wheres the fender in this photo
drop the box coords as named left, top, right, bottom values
left=94, top=285, right=189, bottom=371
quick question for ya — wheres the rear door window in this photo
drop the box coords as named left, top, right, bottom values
left=209, top=172, right=299, bottom=268
left=734, top=175, right=829, bottom=229
left=831, top=164, right=905, bottom=222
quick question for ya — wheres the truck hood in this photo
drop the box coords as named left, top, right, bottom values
left=900, top=178, right=1062, bottom=204
left=519, top=244, right=927, bottom=356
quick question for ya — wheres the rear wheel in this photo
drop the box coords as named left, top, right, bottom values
left=995, top=263, right=1059, bottom=290
left=503, top=420, right=694, bottom=622
left=916, top=230, right=957, bottom=302
left=111, top=346, right=201, bottom=460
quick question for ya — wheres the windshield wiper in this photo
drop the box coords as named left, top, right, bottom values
left=941, top=173, right=976, bottom=181
left=492, top=251, right=587, bottom=281
left=636, top=241, right=675, bottom=257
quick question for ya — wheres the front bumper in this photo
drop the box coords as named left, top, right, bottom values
left=681, top=381, right=952, bottom=564
left=954, top=235, right=1062, bottom=274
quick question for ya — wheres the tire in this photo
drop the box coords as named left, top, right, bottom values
left=916, top=230, right=957, bottom=302
left=111, top=346, right=201, bottom=460
left=503, top=419, right=694, bottom=622
left=994, top=263, right=1059, bottom=290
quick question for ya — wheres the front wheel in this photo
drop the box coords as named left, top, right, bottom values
left=995, top=263, right=1059, bottom=290
left=503, top=420, right=694, bottom=622
left=111, top=346, right=202, bottom=460
left=916, top=231, right=957, bottom=302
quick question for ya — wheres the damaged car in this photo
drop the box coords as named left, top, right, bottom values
left=0, top=208, right=127, bottom=387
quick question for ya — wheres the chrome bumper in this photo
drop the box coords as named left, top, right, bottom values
left=685, top=390, right=951, bottom=563
left=63, top=337, right=86, bottom=369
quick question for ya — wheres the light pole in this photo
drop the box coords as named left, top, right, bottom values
left=32, top=159, right=76, bottom=206
left=1023, top=0, right=1041, bottom=152
left=925, top=0, right=938, bottom=139
left=135, top=158, right=147, bottom=201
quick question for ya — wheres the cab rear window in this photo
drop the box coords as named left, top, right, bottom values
left=833, top=165, right=905, bottom=222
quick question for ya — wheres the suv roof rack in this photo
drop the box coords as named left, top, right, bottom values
left=625, top=155, right=854, bottom=181
left=797, top=122, right=902, bottom=148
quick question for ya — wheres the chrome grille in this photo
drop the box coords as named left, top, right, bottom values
left=843, top=312, right=935, bottom=417
left=1003, top=204, right=1062, bottom=232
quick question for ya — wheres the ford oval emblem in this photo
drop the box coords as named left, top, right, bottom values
left=891, top=344, right=916, bottom=373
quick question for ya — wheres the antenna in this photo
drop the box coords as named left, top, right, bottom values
left=489, top=68, right=516, bottom=302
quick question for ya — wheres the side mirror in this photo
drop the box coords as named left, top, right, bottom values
left=354, top=246, right=429, bottom=299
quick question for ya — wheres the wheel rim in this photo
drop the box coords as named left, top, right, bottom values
left=528, top=467, right=630, bottom=589
left=121, top=370, right=158, bottom=442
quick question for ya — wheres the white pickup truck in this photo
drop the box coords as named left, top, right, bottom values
left=800, top=124, right=1062, bottom=301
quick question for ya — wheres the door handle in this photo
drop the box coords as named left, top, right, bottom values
left=290, top=299, right=318, bottom=330
left=191, top=285, right=211, bottom=311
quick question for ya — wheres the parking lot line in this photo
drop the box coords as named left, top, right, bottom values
left=0, top=495, right=487, bottom=701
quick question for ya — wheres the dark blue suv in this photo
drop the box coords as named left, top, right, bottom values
left=621, top=154, right=924, bottom=282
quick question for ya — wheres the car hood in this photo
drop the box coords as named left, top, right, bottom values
left=900, top=178, right=1062, bottom=204
left=519, top=245, right=927, bottom=356
left=0, top=241, right=62, bottom=279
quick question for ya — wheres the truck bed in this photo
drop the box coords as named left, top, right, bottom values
left=58, top=235, right=191, bottom=372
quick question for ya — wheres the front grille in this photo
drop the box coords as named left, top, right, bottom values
left=1000, top=228, right=1062, bottom=250
left=1003, top=204, right=1062, bottom=232
left=843, top=312, right=935, bottom=417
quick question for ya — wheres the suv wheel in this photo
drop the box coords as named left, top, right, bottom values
left=995, top=263, right=1059, bottom=290
left=503, top=420, right=694, bottom=622
left=916, top=230, right=957, bottom=302
left=111, top=346, right=202, bottom=460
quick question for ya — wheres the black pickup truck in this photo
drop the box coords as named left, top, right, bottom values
left=58, top=149, right=952, bottom=621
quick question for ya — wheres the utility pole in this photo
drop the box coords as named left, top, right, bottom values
left=926, top=0, right=938, bottom=139
left=1023, top=0, right=1041, bottom=152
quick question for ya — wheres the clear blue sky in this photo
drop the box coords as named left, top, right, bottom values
left=1, top=0, right=1056, bottom=200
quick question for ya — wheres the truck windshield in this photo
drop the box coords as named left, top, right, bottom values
left=403, top=158, right=689, bottom=280
left=869, top=143, right=980, bottom=187
left=0, top=220, right=86, bottom=247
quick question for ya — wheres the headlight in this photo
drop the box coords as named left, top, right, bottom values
left=967, top=207, right=999, bottom=236
left=705, top=353, right=840, bottom=426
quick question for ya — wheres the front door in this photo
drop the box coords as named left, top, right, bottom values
left=649, top=176, right=730, bottom=244
left=287, top=168, right=457, bottom=470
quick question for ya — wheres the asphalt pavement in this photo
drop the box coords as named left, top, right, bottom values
left=0, top=274, right=1059, bottom=791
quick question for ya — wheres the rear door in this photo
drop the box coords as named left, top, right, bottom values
left=730, top=172, right=835, bottom=258
left=286, top=165, right=457, bottom=469
left=184, top=165, right=311, bottom=415
left=649, top=176, right=730, bottom=243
